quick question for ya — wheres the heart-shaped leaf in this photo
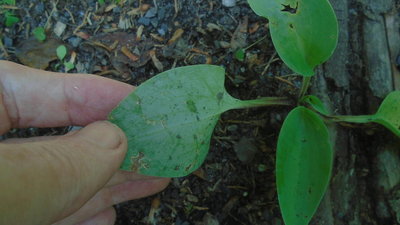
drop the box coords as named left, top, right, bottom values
left=247, top=0, right=338, bottom=76
left=277, top=106, right=333, bottom=225
left=109, top=65, right=288, bottom=177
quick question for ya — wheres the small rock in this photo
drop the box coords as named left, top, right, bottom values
left=157, top=24, right=168, bottom=36
left=112, top=6, right=121, bottom=14
left=234, top=137, right=258, bottom=164
left=222, top=0, right=236, bottom=7
left=67, top=37, right=82, bottom=48
left=195, top=213, right=219, bottom=225
left=138, top=17, right=151, bottom=26
left=34, top=2, right=45, bottom=14
left=54, top=21, right=67, bottom=37
left=3, top=37, right=13, bottom=47
left=150, top=18, right=159, bottom=27
left=145, top=7, right=157, bottom=18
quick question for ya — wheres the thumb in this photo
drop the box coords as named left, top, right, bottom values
left=0, top=121, right=127, bottom=225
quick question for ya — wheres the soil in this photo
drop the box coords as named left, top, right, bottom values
left=1, top=0, right=400, bottom=225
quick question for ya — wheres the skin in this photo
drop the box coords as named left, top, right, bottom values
left=0, top=61, right=170, bottom=225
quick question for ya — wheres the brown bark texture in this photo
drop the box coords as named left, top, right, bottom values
left=310, top=0, right=400, bottom=224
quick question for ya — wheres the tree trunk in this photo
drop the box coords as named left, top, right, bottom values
left=311, top=0, right=400, bottom=224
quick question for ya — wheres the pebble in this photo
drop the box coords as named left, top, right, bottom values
left=138, top=17, right=151, bottom=26
left=34, top=2, right=45, bottom=14
left=222, top=0, right=236, bottom=7
left=3, top=37, right=13, bottom=47
left=157, top=24, right=168, bottom=36
left=67, top=37, right=82, bottom=48
left=112, top=6, right=121, bottom=14
left=145, top=7, right=157, bottom=18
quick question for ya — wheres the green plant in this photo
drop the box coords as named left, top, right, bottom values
left=1, top=0, right=19, bottom=27
left=107, top=0, right=400, bottom=225
left=56, top=45, right=75, bottom=72
left=33, top=27, right=46, bottom=42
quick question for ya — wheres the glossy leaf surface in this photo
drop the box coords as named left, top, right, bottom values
left=277, top=106, right=333, bottom=225
left=109, top=65, right=274, bottom=177
left=248, top=0, right=338, bottom=76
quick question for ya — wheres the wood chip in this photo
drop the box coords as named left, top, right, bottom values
left=192, top=168, right=206, bottom=180
left=105, top=4, right=117, bottom=12
left=121, top=46, right=139, bottom=62
left=206, top=23, right=222, bottom=32
left=136, top=25, right=144, bottom=41
left=167, top=28, right=184, bottom=45
left=150, top=33, right=165, bottom=42
left=140, top=4, right=151, bottom=12
left=75, top=31, right=90, bottom=40
left=249, top=22, right=260, bottom=34
left=149, top=49, right=164, bottom=71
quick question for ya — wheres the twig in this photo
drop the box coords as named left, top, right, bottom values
left=174, top=0, right=179, bottom=18
left=73, top=8, right=90, bottom=34
left=64, top=7, right=76, bottom=24
left=261, top=51, right=277, bottom=75
left=44, top=0, right=59, bottom=29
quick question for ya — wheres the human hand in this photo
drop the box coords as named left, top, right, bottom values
left=0, top=61, right=170, bottom=225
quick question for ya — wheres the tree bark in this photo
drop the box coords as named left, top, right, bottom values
left=310, top=0, right=400, bottom=224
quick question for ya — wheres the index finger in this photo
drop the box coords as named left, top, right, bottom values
left=0, top=61, right=134, bottom=134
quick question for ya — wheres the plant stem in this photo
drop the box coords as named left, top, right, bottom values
left=237, top=97, right=292, bottom=109
left=325, top=115, right=374, bottom=123
left=298, top=76, right=312, bottom=99
left=243, top=36, right=267, bottom=51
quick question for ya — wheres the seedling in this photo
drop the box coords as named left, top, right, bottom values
left=1, top=0, right=19, bottom=27
left=234, top=35, right=267, bottom=62
left=56, top=45, right=75, bottom=72
left=32, top=27, right=46, bottom=42
left=107, top=0, right=400, bottom=224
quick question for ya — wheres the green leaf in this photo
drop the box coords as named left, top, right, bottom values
left=277, top=106, right=333, bottom=225
left=234, top=48, right=245, bottom=62
left=109, top=65, right=241, bottom=177
left=248, top=0, right=338, bottom=76
left=98, top=0, right=105, bottom=4
left=4, top=0, right=16, bottom=5
left=328, top=91, right=400, bottom=137
left=374, top=91, right=400, bottom=137
left=56, top=45, right=67, bottom=61
left=109, top=65, right=290, bottom=177
left=5, top=12, right=19, bottom=27
left=300, top=95, right=329, bottom=115
left=64, top=62, right=75, bottom=72
left=33, top=27, right=46, bottom=42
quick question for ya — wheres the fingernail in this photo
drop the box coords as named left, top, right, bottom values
left=77, top=121, right=125, bottom=149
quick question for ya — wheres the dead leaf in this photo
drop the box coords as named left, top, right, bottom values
left=16, top=37, right=67, bottom=69
left=230, top=16, right=248, bottom=51
left=85, top=32, right=153, bottom=78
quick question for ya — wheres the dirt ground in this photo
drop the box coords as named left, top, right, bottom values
left=1, top=0, right=400, bottom=224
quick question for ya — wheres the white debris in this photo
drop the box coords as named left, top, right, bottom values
left=53, top=21, right=67, bottom=37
